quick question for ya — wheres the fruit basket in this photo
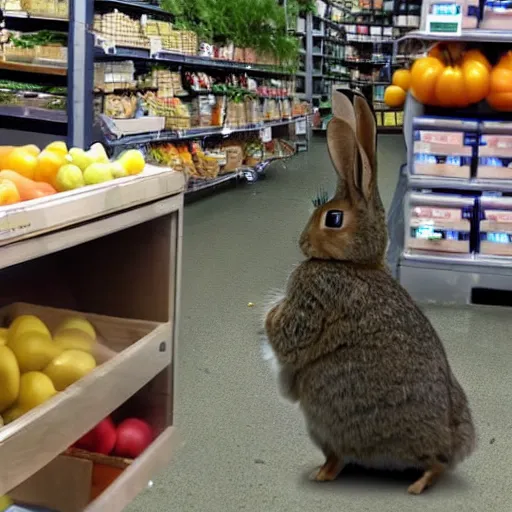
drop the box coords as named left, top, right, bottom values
left=0, top=302, right=172, bottom=494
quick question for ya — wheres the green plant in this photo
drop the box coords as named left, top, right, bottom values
left=160, top=0, right=300, bottom=67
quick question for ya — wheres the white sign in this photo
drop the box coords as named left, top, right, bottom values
left=426, top=3, right=462, bottom=36
left=149, top=37, right=163, bottom=57
left=260, top=126, right=272, bottom=143
left=296, top=119, right=307, bottom=135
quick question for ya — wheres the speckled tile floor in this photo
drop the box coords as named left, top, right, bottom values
left=128, top=136, right=512, bottom=512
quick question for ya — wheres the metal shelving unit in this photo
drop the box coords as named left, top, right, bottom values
left=100, top=115, right=309, bottom=146
left=309, top=0, right=419, bottom=134
left=0, top=0, right=311, bottom=192
left=388, top=25, right=512, bottom=303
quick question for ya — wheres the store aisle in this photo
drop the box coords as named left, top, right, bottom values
left=129, top=137, right=511, bottom=512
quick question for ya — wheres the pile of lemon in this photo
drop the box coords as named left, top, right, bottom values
left=0, top=315, right=98, bottom=425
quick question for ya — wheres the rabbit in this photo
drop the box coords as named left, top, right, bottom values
left=263, top=89, right=475, bottom=495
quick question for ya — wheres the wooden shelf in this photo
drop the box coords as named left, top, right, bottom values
left=0, top=167, right=184, bottom=509
left=0, top=165, right=184, bottom=253
left=0, top=59, right=67, bottom=76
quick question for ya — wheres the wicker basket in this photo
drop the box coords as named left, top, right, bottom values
left=94, top=12, right=150, bottom=50
left=142, top=19, right=173, bottom=37
left=159, top=31, right=197, bottom=55
left=1, top=0, right=23, bottom=11
left=144, top=93, right=191, bottom=131
left=21, top=0, right=68, bottom=18
left=3, top=45, right=36, bottom=63
left=34, top=45, right=67, bottom=65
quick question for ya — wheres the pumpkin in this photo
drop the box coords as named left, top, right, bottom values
left=496, top=51, right=512, bottom=69
left=392, top=69, right=411, bottom=91
left=410, top=50, right=491, bottom=108
left=410, top=57, right=445, bottom=105
left=384, top=85, right=406, bottom=107
left=487, top=66, right=512, bottom=111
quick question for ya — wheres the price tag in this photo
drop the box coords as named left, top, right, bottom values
left=260, top=126, right=272, bottom=143
left=295, top=119, right=307, bottom=135
left=149, top=37, right=162, bottom=57
left=426, top=3, right=462, bottom=36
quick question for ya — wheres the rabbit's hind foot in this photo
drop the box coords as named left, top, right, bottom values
left=309, top=455, right=344, bottom=482
left=407, top=463, right=446, bottom=495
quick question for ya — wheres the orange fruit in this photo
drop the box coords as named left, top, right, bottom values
left=21, top=144, right=41, bottom=157
left=0, top=178, right=21, bottom=205
left=34, top=150, right=68, bottom=187
left=5, top=148, right=38, bottom=180
left=384, top=85, right=406, bottom=108
left=392, top=69, right=411, bottom=91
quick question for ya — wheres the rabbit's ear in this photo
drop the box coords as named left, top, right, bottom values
left=327, top=89, right=359, bottom=200
left=332, top=88, right=356, bottom=131
left=353, top=93, right=377, bottom=201
left=327, top=117, right=358, bottom=201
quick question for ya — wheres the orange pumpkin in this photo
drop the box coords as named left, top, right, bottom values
left=410, top=52, right=490, bottom=108
left=384, top=85, right=406, bottom=107
left=496, top=51, right=512, bottom=69
left=392, top=69, right=411, bottom=91
left=410, top=57, right=445, bottom=104
left=487, top=66, right=512, bottom=111
left=463, top=49, right=491, bottom=72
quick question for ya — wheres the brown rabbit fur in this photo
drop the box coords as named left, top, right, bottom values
left=263, top=89, right=475, bottom=494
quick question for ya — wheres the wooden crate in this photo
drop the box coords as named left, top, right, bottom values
left=0, top=302, right=173, bottom=495
left=0, top=178, right=183, bottom=509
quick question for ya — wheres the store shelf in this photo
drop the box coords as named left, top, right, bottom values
left=403, top=251, right=512, bottom=268
left=0, top=165, right=185, bottom=252
left=398, top=254, right=512, bottom=305
left=0, top=105, right=67, bottom=124
left=397, top=29, right=512, bottom=44
left=95, top=0, right=172, bottom=16
left=377, top=125, right=403, bottom=133
left=93, top=46, right=294, bottom=77
left=2, top=10, right=68, bottom=22
left=100, top=115, right=309, bottom=146
left=0, top=59, right=67, bottom=76
left=408, top=175, right=512, bottom=193
left=186, top=171, right=244, bottom=195
left=334, top=78, right=390, bottom=87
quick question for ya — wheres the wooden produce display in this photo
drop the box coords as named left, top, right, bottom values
left=0, top=166, right=185, bottom=511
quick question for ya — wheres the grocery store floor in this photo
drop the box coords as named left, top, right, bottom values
left=128, top=136, right=512, bottom=512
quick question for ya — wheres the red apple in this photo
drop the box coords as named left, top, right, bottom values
left=75, top=417, right=117, bottom=455
left=114, top=418, right=153, bottom=458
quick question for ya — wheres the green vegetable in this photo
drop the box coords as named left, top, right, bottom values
left=10, top=30, right=67, bottom=49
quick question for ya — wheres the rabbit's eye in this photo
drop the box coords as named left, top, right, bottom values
left=325, top=210, right=344, bottom=228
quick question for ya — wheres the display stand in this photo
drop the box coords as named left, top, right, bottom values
left=0, top=169, right=185, bottom=511
left=390, top=19, right=512, bottom=305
